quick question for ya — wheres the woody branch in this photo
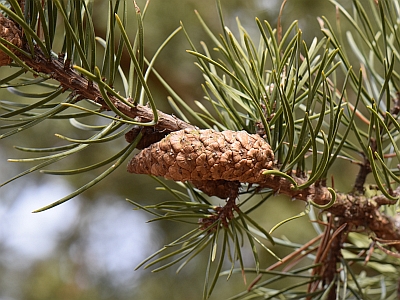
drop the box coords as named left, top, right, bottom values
left=1, top=13, right=399, bottom=251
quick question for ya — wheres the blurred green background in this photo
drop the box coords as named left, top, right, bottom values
left=0, top=1, right=355, bottom=299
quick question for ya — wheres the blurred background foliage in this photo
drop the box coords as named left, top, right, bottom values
left=0, top=0, right=362, bottom=299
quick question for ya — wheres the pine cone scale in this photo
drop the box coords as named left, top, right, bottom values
left=127, top=128, right=275, bottom=189
left=0, top=14, right=23, bottom=66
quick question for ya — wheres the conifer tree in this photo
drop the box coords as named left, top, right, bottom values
left=1, top=0, right=400, bottom=299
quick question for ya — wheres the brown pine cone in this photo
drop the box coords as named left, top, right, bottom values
left=190, top=179, right=241, bottom=199
left=127, top=129, right=275, bottom=197
left=0, top=13, right=22, bottom=66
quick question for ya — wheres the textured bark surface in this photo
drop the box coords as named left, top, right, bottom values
left=127, top=128, right=274, bottom=184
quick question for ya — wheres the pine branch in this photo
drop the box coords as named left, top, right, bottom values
left=126, top=127, right=400, bottom=251
left=15, top=47, right=195, bottom=134
left=1, top=0, right=399, bottom=253
left=1, top=1, right=400, bottom=298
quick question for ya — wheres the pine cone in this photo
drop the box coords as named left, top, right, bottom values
left=190, top=179, right=241, bottom=199
left=127, top=129, right=275, bottom=197
left=0, top=13, right=22, bottom=66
